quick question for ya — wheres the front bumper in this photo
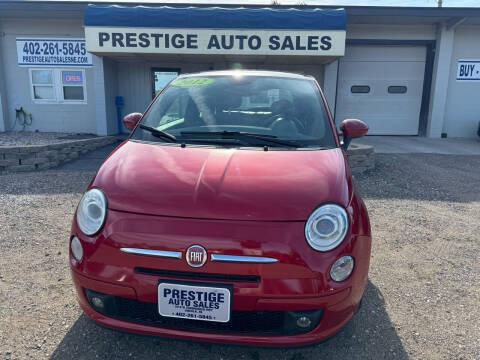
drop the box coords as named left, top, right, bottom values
left=70, top=208, right=370, bottom=346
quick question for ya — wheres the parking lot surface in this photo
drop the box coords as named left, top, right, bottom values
left=0, top=145, right=479, bottom=359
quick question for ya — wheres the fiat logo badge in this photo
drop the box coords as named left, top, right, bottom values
left=186, top=245, right=207, bottom=268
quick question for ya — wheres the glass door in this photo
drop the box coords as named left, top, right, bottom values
left=152, top=68, right=180, bottom=98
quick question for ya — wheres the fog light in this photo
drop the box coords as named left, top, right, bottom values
left=85, top=289, right=117, bottom=316
left=71, top=236, right=83, bottom=261
left=284, top=310, right=323, bottom=334
left=330, top=255, right=354, bottom=282
left=91, top=296, right=104, bottom=309
left=296, top=316, right=312, bottom=328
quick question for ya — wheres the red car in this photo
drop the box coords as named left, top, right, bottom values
left=70, top=70, right=371, bottom=346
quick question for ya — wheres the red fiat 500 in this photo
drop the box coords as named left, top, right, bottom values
left=70, top=70, right=371, bottom=346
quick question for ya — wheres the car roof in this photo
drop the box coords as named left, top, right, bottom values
left=177, top=70, right=313, bottom=80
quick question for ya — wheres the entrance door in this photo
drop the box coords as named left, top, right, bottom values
left=152, top=68, right=180, bottom=98
left=335, top=45, right=426, bottom=135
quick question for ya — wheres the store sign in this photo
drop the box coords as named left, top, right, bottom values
left=16, top=38, right=93, bottom=67
left=63, top=71, right=83, bottom=84
left=85, top=27, right=345, bottom=56
left=456, top=60, right=480, bottom=81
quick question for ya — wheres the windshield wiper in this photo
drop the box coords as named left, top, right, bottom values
left=180, top=130, right=300, bottom=148
left=139, top=124, right=176, bottom=142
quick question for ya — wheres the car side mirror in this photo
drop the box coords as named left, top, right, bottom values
left=122, top=112, right=143, bottom=131
left=340, top=119, right=369, bottom=150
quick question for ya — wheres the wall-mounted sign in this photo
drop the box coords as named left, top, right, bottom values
left=85, top=27, right=345, bottom=57
left=456, top=60, right=480, bottom=81
left=16, top=38, right=92, bottom=67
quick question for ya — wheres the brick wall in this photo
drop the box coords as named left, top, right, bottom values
left=346, top=143, right=375, bottom=174
left=0, top=136, right=118, bottom=174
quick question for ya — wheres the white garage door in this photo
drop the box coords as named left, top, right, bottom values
left=335, top=45, right=426, bottom=135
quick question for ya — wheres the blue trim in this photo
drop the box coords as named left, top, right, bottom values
left=19, top=63, right=92, bottom=66
left=84, top=5, right=346, bottom=30
left=16, top=38, right=85, bottom=42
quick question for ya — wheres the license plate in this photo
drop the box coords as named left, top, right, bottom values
left=158, top=282, right=231, bottom=323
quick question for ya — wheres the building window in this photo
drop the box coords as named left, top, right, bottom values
left=351, top=85, right=370, bottom=94
left=62, top=70, right=85, bottom=100
left=29, top=68, right=87, bottom=104
left=388, top=86, right=407, bottom=94
left=31, top=70, right=55, bottom=100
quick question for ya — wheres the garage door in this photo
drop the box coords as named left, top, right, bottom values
left=335, top=45, right=426, bottom=135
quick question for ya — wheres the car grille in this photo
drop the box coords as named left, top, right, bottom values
left=134, top=267, right=260, bottom=283
left=84, top=289, right=322, bottom=336
left=115, top=297, right=287, bottom=335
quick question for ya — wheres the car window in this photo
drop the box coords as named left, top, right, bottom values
left=158, top=91, right=189, bottom=127
left=237, top=88, right=292, bottom=109
left=133, top=75, right=336, bottom=149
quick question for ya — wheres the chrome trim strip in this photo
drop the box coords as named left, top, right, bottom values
left=210, top=254, right=278, bottom=263
left=120, top=248, right=182, bottom=259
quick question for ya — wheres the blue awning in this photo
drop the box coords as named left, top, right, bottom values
left=84, top=5, right=346, bottom=30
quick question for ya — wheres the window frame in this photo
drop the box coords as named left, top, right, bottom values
left=151, top=67, right=181, bottom=99
left=350, top=85, right=371, bottom=94
left=30, top=69, right=55, bottom=101
left=387, top=85, right=408, bottom=94
left=29, top=68, right=87, bottom=104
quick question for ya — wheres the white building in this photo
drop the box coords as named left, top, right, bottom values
left=1, top=1, right=479, bottom=138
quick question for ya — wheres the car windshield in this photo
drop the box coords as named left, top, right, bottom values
left=131, top=74, right=337, bottom=149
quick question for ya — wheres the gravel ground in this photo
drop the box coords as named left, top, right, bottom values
left=0, top=150, right=479, bottom=360
left=0, top=131, right=97, bottom=146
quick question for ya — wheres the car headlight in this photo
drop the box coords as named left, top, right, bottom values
left=76, top=188, right=107, bottom=235
left=304, top=204, right=349, bottom=251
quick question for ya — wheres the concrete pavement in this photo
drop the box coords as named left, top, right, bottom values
left=355, top=136, right=480, bottom=155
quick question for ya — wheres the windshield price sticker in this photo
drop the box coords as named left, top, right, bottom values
left=16, top=38, right=92, bottom=67
left=172, top=78, right=213, bottom=87
left=158, top=283, right=231, bottom=323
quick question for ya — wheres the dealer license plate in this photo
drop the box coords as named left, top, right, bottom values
left=158, top=282, right=231, bottom=323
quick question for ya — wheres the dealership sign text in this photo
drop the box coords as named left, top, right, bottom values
left=85, top=27, right=345, bottom=56
left=456, top=60, right=480, bottom=81
left=16, top=38, right=92, bottom=67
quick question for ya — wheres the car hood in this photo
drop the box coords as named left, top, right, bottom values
left=92, top=140, right=352, bottom=221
